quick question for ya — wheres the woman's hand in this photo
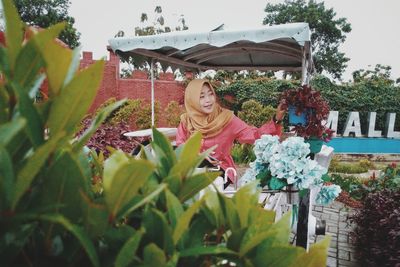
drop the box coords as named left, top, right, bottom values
left=206, top=155, right=220, bottom=166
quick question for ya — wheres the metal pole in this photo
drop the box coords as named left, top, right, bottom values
left=301, top=48, right=308, bottom=85
left=150, top=59, right=155, bottom=127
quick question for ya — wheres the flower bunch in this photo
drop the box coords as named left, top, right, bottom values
left=316, top=184, right=342, bottom=205
left=241, top=135, right=327, bottom=190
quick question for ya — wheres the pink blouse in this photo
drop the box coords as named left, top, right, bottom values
left=176, top=115, right=282, bottom=182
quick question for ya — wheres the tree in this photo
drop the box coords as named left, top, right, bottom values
left=134, top=5, right=188, bottom=36
left=117, top=6, right=189, bottom=77
left=13, top=0, right=80, bottom=48
left=263, top=0, right=351, bottom=80
left=352, top=64, right=398, bottom=85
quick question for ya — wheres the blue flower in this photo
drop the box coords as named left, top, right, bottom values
left=316, top=184, right=342, bottom=205
left=243, top=135, right=333, bottom=191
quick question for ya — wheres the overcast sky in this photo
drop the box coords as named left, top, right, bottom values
left=4, top=0, right=400, bottom=82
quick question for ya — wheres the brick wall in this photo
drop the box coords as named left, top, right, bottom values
left=80, top=51, right=185, bottom=116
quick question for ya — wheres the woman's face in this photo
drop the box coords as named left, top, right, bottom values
left=199, top=84, right=215, bottom=114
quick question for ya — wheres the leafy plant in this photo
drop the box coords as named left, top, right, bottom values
left=280, top=85, right=334, bottom=141
left=238, top=99, right=275, bottom=127
left=231, top=143, right=256, bottom=164
left=164, top=100, right=183, bottom=127
left=349, top=189, right=400, bottom=266
left=109, top=98, right=142, bottom=126
left=78, top=118, right=139, bottom=158
left=135, top=100, right=160, bottom=129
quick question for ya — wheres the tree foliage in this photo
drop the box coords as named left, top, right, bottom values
left=116, top=6, right=189, bottom=77
left=13, top=0, right=80, bottom=48
left=352, top=64, right=398, bottom=85
left=263, top=0, right=351, bottom=79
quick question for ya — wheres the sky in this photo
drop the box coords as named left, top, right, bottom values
left=2, top=0, right=400, bottom=82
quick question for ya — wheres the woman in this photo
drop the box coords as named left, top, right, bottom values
left=176, top=79, right=285, bottom=186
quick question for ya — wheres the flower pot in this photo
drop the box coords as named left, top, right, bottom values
left=288, top=106, right=307, bottom=126
left=305, top=138, right=324, bottom=154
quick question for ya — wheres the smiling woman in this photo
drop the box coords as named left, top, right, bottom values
left=176, top=79, right=285, bottom=186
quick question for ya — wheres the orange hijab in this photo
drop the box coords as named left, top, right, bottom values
left=180, top=79, right=233, bottom=138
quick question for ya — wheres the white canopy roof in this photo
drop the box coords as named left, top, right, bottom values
left=108, top=22, right=313, bottom=74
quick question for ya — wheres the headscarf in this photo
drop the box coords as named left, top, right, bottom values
left=180, top=79, right=233, bottom=138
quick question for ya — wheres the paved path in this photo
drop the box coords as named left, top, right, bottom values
left=312, top=201, right=360, bottom=267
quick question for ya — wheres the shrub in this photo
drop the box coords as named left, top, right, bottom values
left=349, top=189, right=400, bottom=266
left=134, top=100, right=160, bottom=129
left=238, top=99, right=276, bottom=127
left=330, top=174, right=364, bottom=200
left=109, top=98, right=142, bottom=126
left=164, top=100, right=183, bottom=127
left=78, top=118, right=140, bottom=158
left=329, top=161, right=369, bottom=174
left=358, top=159, right=375, bottom=170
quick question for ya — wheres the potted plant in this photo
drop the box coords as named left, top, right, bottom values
left=280, top=85, right=334, bottom=153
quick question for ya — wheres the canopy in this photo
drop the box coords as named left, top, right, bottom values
left=108, top=22, right=313, bottom=127
left=108, top=22, right=312, bottom=74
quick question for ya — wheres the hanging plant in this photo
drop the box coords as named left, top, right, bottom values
left=280, top=85, right=334, bottom=143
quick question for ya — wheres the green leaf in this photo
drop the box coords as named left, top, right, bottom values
left=116, top=183, right=166, bottom=220
left=13, top=83, right=44, bottom=147
left=63, top=48, right=82, bottom=87
left=0, top=83, right=9, bottom=124
left=115, top=228, right=144, bottom=267
left=321, top=173, right=331, bottom=182
left=2, top=0, right=24, bottom=71
left=12, top=131, right=65, bottom=209
left=180, top=246, right=237, bottom=257
left=233, top=181, right=260, bottom=228
left=0, top=117, right=27, bottom=155
left=103, top=151, right=155, bottom=220
left=217, top=192, right=241, bottom=231
left=203, top=189, right=225, bottom=228
left=178, top=171, right=218, bottom=202
left=240, top=210, right=287, bottom=257
left=0, top=145, right=14, bottom=208
left=252, top=246, right=304, bottom=267
left=143, top=243, right=166, bottom=266
left=0, top=45, right=11, bottom=82
left=152, top=127, right=176, bottom=169
left=173, top=198, right=203, bottom=244
left=39, top=151, right=87, bottom=221
left=165, top=189, right=184, bottom=229
left=291, top=236, right=331, bottom=267
left=73, top=99, right=127, bottom=152
left=31, top=23, right=70, bottom=95
left=80, top=192, right=109, bottom=237
left=14, top=39, right=45, bottom=89
left=48, top=59, right=105, bottom=136
left=34, top=213, right=99, bottom=267
left=143, top=208, right=174, bottom=255
left=268, top=176, right=287, bottom=190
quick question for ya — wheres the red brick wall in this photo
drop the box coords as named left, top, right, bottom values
left=80, top=51, right=185, bottom=126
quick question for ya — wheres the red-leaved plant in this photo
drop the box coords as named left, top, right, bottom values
left=280, top=85, right=334, bottom=141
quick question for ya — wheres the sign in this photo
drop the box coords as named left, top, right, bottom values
left=326, top=111, right=400, bottom=139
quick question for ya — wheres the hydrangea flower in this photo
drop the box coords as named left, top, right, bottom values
left=316, top=184, right=342, bottom=205
left=243, top=135, right=331, bottom=190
